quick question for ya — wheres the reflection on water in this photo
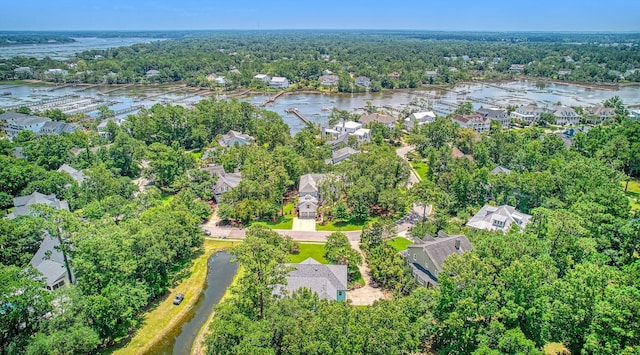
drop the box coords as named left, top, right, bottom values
left=0, top=37, right=164, bottom=60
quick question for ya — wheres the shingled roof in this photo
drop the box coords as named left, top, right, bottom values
left=275, top=258, right=348, bottom=300
left=8, top=192, right=69, bottom=219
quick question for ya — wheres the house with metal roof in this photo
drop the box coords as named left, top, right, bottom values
left=325, top=147, right=359, bottom=165
left=404, top=231, right=472, bottom=287
left=29, top=234, right=74, bottom=290
left=218, top=130, right=255, bottom=148
left=57, top=164, right=87, bottom=185
left=274, top=258, right=348, bottom=301
left=7, top=192, right=69, bottom=219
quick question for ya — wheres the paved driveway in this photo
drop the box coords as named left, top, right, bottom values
left=292, top=217, right=317, bottom=231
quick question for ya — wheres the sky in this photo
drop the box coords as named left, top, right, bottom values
left=2, top=0, right=639, bottom=32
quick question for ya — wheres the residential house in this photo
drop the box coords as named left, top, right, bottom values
left=510, top=105, right=547, bottom=124
left=57, top=164, right=87, bottom=185
left=0, top=112, right=77, bottom=138
left=297, top=173, right=326, bottom=219
left=550, top=105, right=580, bottom=126
left=97, top=116, right=127, bottom=138
left=14, top=66, right=33, bottom=78
left=584, top=106, right=616, bottom=123
left=324, top=121, right=370, bottom=143
left=452, top=114, right=490, bottom=133
left=424, top=70, right=438, bottom=78
left=490, top=166, right=512, bottom=175
left=404, top=231, right=473, bottom=287
left=7, top=191, right=69, bottom=219
left=206, top=73, right=219, bottom=82
left=323, top=69, right=333, bottom=75
left=214, top=76, right=227, bottom=86
left=253, top=73, right=271, bottom=83
left=274, top=258, right=347, bottom=301
left=630, top=109, right=640, bottom=120
left=354, top=76, right=371, bottom=87
left=558, top=69, right=572, bottom=76
left=145, top=69, right=159, bottom=77
left=319, top=74, right=339, bottom=86
left=404, top=111, right=436, bottom=131
left=30, top=234, right=74, bottom=290
left=325, top=147, right=359, bottom=165
left=466, top=204, right=532, bottom=233
left=270, top=77, right=289, bottom=89
left=44, top=68, right=68, bottom=77
left=358, top=113, right=397, bottom=130
left=452, top=147, right=474, bottom=161
left=509, top=64, right=525, bottom=72
left=200, top=164, right=243, bottom=203
left=476, top=107, right=510, bottom=128
left=218, top=130, right=255, bottom=148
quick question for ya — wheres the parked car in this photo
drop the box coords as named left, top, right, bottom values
left=203, top=229, right=211, bottom=236
left=173, top=293, right=185, bottom=305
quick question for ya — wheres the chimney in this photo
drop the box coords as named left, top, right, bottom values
left=454, top=239, right=461, bottom=250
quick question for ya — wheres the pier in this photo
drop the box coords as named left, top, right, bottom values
left=260, top=91, right=285, bottom=107
left=114, top=105, right=145, bottom=116
left=285, top=108, right=311, bottom=125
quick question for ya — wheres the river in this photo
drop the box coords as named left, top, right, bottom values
left=1, top=80, right=639, bottom=135
left=0, top=37, right=165, bottom=60
left=146, top=251, right=238, bottom=355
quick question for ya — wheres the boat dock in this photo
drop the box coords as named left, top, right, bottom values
left=285, top=108, right=311, bottom=125
left=260, top=91, right=285, bottom=107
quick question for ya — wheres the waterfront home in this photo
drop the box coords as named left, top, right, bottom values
left=358, top=113, right=397, bottom=130
left=297, top=173, right=326, bottom=219
left=253, top=73, right=271, bottom=83
left=510, top=104, right=547, bottom=124
left=324, top=121, right=370, bottom=143
left=214, top=76, right=227, bottom=86
left=270, top=77, right=290, bottom=89
left=558, top=69, right=572, bottom=76
left=14, top=66, right=33, bottom=78
left=466, top=204, right=532, bottom=233
left=452, top=114, right=490, bottom=133
left=0, top=112, right=76, bottom=138
left=44, top=68, right=68, bottom=77
left=404, top=231, right=472, bottom=287
left=424, top=70, right=438, bottom=78
left=584, top=106, right=616, bottom=123
left=509, top=64, right=525, bottom=72
left=97, top=116, right=127, bottom=138
left=551, top=105, right=580, bottom=126
left=145, top=69, right=159, bottom=77
left=57, top=164, right=87, bottom=185
left=319, top=74, right=339, bottom=86
left=274, top=258, right=347, bottom=301
left=218, top=130, right=255, bottom=148
left=404, top=111, right=436, bottom=131
left=206, top=73, right=219, bottom=81
left=476, top=107, right=510, bottom=128
left=354, top=76, right=371, bottom=87
left=630, top=109, right=640, bottom=120
left=200, top=164, right=243, bottom=203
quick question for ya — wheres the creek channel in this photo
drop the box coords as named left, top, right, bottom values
left=146, top=251, right=238, bottom=355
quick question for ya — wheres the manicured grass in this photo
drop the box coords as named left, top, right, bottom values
left=316, top=219, right=370, bottom=231
left=248, top=215, right=294, bottom=230
left=410, top=159, right=428, bottom=181
left=111, top=240, right=235, bottom=355
left=289, top=243, right=327, bottom=264
left=387, top=237, right=412, bottom=252
left=283, top=201, right=295, bottom=215
left=350, top=270, right=365, bottom=287
left=622, top=179, right=640, bottom=213
left=191, top=150, right=203, bottom=161
left=160, top=193, right=174, bottom=206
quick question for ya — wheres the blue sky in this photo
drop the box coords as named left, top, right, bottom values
left=2, top=0, right=639, bottom=31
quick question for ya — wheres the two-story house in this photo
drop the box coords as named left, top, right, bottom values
left=404, top=231, right=473, bottom=287
left=404, top=111, right=436, bottom=131
left=218, top=130, right=255, bottom=148
left=476, top=107, right=510, bottom=128
left=319, top=74, right=339, bottom=86
left=452, top=114, right=490, bottom=133
left=324, top=121, right=370, bottom=143
left=297, top=173, right=326, bottom=219
left=358, top=113, right=397, bottom=130
left=269, top=76, right=290, bottom=89
left=466, top=204, right=532, bottom=232
left=354, top=76, right=371, bottom=87
left=200, top=164, right=243, bottom=203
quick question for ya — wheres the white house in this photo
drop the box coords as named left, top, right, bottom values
left=145, top=69, right=159, bottom=77
left=550, top=106, right=580, bottom=126
left=270, top=77, right=289, bottom=89
left=452, top=114, right=490, bottom=133
left=253, top=73, right=271, bottom=83
left=404, top=111, right=436, bottom=131
left=466, top=205, right=532, bottom=233
left=319, top=75, right=339, bottom=86
left=354, top=76, right=371, bottom=87
left=324, top=121, right=370, bottom=143
left=510, top=105, right=547, bottom=124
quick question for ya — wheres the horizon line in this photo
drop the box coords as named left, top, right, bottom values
left=1, top=29, right=640, bottom=34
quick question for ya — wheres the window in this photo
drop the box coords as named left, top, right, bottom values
left=424, top=262, right=429, bottom=269
left=338, top=291, right=343, bottom=296
left=413, top=253, right=417, bottom=261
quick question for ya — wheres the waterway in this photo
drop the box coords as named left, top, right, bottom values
left=0, top=37, right=165, bottom=60
left=146, top=251, right=238, bottom=355
left=1, top=80, right=639, bottom=135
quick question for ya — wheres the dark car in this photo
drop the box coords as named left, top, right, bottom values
left=173, top=293, right=185, bottom=305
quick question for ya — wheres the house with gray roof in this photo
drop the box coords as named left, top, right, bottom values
left=297, top=174, right=326, bottom=219
left=218, top=130, right=255, bottom=148
left=476, top=107, right=510, bottom=128
left=0, top=112, right=76, bottom=138
left=354, top=76, right=371, bottom=87
left=358, top=113, right=397, bottom=130
left=30, top=234, right=74, bottom=290
left=490, top=166, right=512, bottom=175
left=200, top=164, right=243, bottom=203
left=7, top=192, right=69, bottom=219
left=466, top=204, right=532, bottom=233
left=57, top=164, right=87, bottom=185
left=325, top=147, right=359, bottom=165
left=404, top=111, right=436, bottom=131
left=404, top=231, right=472, bottom=287
left=274, top=258, right=347, bottom=301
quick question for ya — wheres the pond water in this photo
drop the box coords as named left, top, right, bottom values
left=0, top=37, right=165, bottom=60
left=146, top=251, right=238, bottom=355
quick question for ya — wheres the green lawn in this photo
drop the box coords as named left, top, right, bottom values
left=248, top=215, right=294, bottom=230
left=191, top=150, right=203, bottom=161
left=410, top=160, right=428, bottom=181
left=387, top=237, right=412, bottom=252
left=622, top=180, right=640, bottom=213
left=160, top=193, right=174, bottom=206
left=316, top=219, right=370, bottom=231
left=289, top=243, right=327, bottom=264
